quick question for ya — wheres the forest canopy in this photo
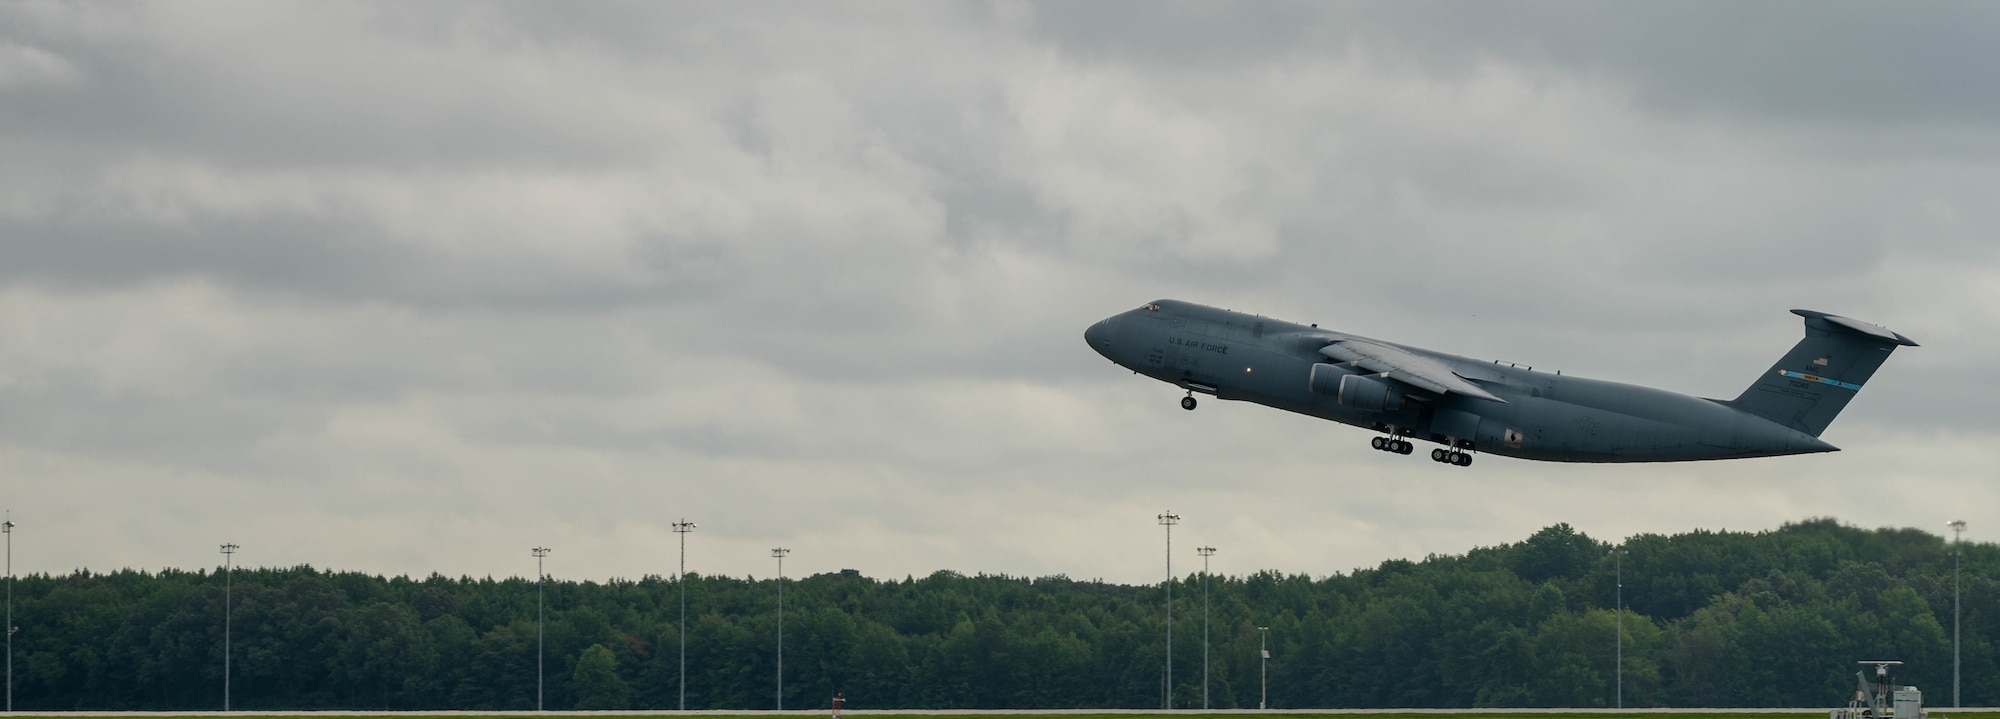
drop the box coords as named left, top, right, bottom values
left=5, top=518, right=1988, bottom=710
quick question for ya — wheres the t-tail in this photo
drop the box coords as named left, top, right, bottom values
left=1730, top=309, right=1917, bottom=437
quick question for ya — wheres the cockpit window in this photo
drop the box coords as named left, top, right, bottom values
left=1145, top=303, right=1161, bottom=311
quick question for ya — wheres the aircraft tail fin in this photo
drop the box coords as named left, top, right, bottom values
left=1729, top=310, right=1916, bottom=437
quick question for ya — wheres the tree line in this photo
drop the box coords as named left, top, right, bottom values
left=4, top=518, right=1991, bottom=710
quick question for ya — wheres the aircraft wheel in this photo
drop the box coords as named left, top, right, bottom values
left=1456, top=453, right=1473, bottom=467
left=1181, top=396, right=1197, bottom=411
left=1370, top=437, right=1385, bottom=450
left=1430, top=448, right=1446, bottom=462
left=1397, top=441, right=1413, bottom=455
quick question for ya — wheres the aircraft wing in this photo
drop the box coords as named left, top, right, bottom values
left=1319, top=340, right=1506, bottom=403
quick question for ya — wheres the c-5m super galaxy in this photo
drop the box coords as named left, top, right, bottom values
left=1084, top=300, right=1916, bottom=466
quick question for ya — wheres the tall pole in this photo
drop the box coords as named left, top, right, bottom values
left=5, top=515, right=14, bottom=714
left=674, top=519, right=696, bottom=711
left=772, top=547, right=789, bottom=711
left=1258, top=626, right=1269, bottom=710
left=1197, top=546, right=1215, bottom=710
left=1952, top=520, right=1966, bottom=708
left=532, top=547, right=550, bottom=711
left=220, top=543, right=238, bottom=712
left=1158, top=511, right=1178, bottom=710
left=1614, top=548, right=1626, bottom=709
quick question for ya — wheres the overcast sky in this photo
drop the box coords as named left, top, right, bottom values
left=3, top=1, right=1996, bottom=586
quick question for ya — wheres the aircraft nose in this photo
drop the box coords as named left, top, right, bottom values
left=1085, top=316, right=1120, bottom=355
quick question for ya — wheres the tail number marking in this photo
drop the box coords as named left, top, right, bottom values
left=1777, top=370, right=1862, bottom=392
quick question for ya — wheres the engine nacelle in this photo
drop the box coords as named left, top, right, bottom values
left=1307, top=363, right=1349, bottom=397
left=1339, top=374, right=1406, bottom=412
left=1310, top=364, right=1404, bottom=412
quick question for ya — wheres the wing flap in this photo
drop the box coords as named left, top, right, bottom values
left=1320, top=340, right=1505, bottom=403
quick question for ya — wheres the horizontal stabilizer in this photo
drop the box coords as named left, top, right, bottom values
left=1791, top=309, right=1918, bottom=346
left=1320, top=340, right=1505, bottom=403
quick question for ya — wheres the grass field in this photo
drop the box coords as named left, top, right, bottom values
left=33, top=713, right=2000, bottom=718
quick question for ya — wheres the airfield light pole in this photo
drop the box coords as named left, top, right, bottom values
left=4, top=514, right=13, bottom=713
left=674, top=519, right=697, bottom=711
left=220, top=542, right=238, bottom=712
left=1614, top=547, right=1627, bottom=709
left=532, top=547, right=550, bottom=711
left=773, top=547, right=790, bottom=711
left=1158, top=511, right=1179, bottom=710
left=1197, top=546, right=1215, bottom=710
left=1258, top=626, right=1269, bottom=710
left=1952, top=519, right=1966, bottom=708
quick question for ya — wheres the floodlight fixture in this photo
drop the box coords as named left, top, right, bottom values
left=1951, top=520, right=1967, bottom=707
left=673, top=519, right=697, bottom=710
left=1158, top=512, right=1178, bottom=710
left=773, top=547, right=790, bottom=710
left=1612, top=547, right=1628, bottom=708
left=4, top=514, right=13, bottom=713
left=1196, top=546, right=1216, bottom=710
left=219, top=543, right=239, bottom=711
left=532, top=547, right=550, bottom=711
left=1257, top=626, right=1270, bottom=710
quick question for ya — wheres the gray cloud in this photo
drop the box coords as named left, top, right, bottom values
left=1028, top=1, right=2000, bottom=125
left=1, top=1, right=1993, bottom=585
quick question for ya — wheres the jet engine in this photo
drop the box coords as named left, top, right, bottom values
left=1309, top=364, right=1405, bottom=412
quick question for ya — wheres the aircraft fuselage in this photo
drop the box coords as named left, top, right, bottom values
left=1082, top=300, right=1908, bottom=464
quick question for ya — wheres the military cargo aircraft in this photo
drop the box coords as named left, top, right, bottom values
left=1084, top=300, right=1915, bottom=465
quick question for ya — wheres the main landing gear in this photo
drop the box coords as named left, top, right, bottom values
left=1430, top=447, right=1473, bottom=467
left=1181, top=393, right=1198, bottom=410
left=1370, top=436, right=1413, bottom=455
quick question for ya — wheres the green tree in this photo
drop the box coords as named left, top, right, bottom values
left=572, top=644, right=630, bottom=710
left=6, top=519, right=1994, bottom=710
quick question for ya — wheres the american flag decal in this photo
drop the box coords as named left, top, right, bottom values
left=1813, top=357, right=1829, bottom=367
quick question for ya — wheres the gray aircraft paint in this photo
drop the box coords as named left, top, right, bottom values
left=1084, top=300, right=1917, bottom=464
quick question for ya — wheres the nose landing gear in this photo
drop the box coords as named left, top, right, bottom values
left=1181, top=393, right=1198, bottom=411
